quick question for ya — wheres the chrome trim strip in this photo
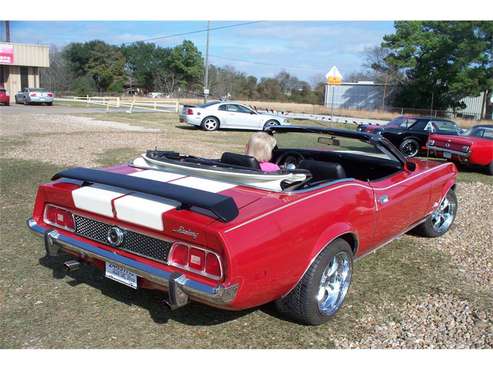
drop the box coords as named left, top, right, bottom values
left=225, top=163, right=454, bottom=233
left=27, top=218, right=238, bottom=306
left=427, top=145, right=470, bottom=157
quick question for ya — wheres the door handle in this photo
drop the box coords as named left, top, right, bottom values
left=379, top=195, right=389, bottom=204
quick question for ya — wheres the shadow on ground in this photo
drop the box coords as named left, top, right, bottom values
left=38, top=254, right=254, bottom=326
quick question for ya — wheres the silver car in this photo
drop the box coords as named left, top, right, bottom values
left=15, top=88, right=54, bottom=105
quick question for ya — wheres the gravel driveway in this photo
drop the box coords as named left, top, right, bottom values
left=1, top=108, right=491, bottom=348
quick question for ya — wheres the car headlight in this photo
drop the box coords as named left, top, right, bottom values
left=462, top=145, right=470, bottom=152
left=428, top=140, right=435, bottom=146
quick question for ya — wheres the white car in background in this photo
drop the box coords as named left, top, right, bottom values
left=181, top=101, right=288, bottom=131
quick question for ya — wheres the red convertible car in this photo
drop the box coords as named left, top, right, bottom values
left=27, top=126, right=458, bottom=325
left=427, top=124, right=493, bottom=175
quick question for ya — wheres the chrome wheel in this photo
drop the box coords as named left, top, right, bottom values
left=431, top=193, right=457, bottom=234
left=263, top=120, right=279, bottom=130
left=400, top=139, right=419, bottom=157
left=202, top=117, right=218, bottom=131
left=317, top=251, right=352, bottom=315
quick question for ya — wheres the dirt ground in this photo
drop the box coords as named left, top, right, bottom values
left=0, top=106, right=491, bottom=348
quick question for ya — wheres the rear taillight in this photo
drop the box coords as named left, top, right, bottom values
left=43, top=204, right=75, bottom=231
left=47, top=93, right=53, bottom=97
left=186, top=108, right=194, bottom=115
left=169, top=242, right=223, bottom=280
left=30, top=93, right=37, bottom=97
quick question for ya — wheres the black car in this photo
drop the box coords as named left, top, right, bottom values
left=358, top=116, right=462, bottom=157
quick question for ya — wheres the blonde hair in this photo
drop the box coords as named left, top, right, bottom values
left=246, top=132, right=277, bottom=162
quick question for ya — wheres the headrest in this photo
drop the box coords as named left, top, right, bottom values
left=299, top=160, right=346, bottom=181
left=220, top=152, right=261, bottom=170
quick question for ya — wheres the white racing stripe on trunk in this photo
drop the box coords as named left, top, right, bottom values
left=113, top=193, right=180, bottom=231
left=169, top=176, right=236, bottom=192
left=72, top=169, right=238, bottom=231
left=130, top=170, right=184, bottom=182
left=72, top=184, right=129, bottom=218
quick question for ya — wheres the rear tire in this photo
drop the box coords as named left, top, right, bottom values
left=412, top=189, right=457, bottom=237
left=201, top=116, right=219, bottom=131
left=399, top=138, right=420, bottom=158
left=263, top=120, right=280, bottom=130
left=47, top=102, right=53, bottom=106
left=275, top=239, right=353, bottom=325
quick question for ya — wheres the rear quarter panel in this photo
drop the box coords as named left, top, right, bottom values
left=220, top=180, right=376, bottom=309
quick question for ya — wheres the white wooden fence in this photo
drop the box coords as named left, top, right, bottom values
left=54, top=96, right=180, bottom=113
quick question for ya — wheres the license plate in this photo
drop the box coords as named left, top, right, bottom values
left=105, top=262, right=137, bottom=289
left=443, top=151, right=452, bottom=159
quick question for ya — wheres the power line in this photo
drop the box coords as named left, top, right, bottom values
left=125, top=21, right=263, bottom=44
left=209, top=54, right=323, bottom=73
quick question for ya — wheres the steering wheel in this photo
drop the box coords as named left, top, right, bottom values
left=275, top=151, right=305, bottom=169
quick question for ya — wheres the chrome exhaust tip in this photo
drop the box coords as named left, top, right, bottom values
left=63, top=260, right=81, bottom=272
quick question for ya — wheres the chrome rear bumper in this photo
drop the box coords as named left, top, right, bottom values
left=27, top=218, right=238, bottom=308
left=427, top=145, right=470, bottom=157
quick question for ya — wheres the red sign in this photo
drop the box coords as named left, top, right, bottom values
left=0, top=44, right=14, bottom=65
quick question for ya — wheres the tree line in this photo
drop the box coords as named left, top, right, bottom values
left=41, top=39, right=325, bottom=104
left=41, top=21, right=492, bottom=111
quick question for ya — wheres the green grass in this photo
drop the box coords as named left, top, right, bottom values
left=95, top=147, right=143, bottom=167
left=1, top=153, right=491, bottom=348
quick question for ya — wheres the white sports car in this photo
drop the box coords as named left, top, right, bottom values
left=181, top=101, right=288, bottom=131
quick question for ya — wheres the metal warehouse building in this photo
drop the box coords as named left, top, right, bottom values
left=0, top=42, right=50, bottom=103
left=324, top=82, right=387, bottom=111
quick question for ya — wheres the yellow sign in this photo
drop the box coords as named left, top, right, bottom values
left=326, top=66, right=343, bottom=85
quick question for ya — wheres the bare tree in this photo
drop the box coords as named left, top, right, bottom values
left=39, top=45, right=73, bottom=93
left=154, top=70, right=177, bottom=97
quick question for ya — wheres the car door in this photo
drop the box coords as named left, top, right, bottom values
left=217, top=104, right=234, bottom=127
left=370, top=165, right=432, bottom=245
left=219, top=104, right=256, bottom=129
left=235, top=104, right=263, bottom=129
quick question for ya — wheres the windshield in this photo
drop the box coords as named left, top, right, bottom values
left=432, top=120, right=458, bottom=133
left=467, top=127, right=493, bottom=140
left=387, top=116, right=417, bottom=129
left=274, top=132, right=399, bottom=162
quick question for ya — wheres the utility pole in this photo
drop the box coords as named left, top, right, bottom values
left=203, top=21, right=210, bottom=103
left=4, top=21, right=11, bottom=42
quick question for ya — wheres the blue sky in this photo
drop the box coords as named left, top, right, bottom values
left=4, top=21, right=395, bottom=81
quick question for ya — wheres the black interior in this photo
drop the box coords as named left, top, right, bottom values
left=298, top=160, right=347, bottom=181
left=273, top=148, right=402, bottom=183
left=221, top=152, right=260, bottom=170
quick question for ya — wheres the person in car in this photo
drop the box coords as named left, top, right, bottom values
left=245, top=132, right=280, bottom=172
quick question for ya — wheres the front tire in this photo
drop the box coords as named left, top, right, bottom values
left=201, top=116, right=219, bottom=131
left=275, top=239, right=353, bottom=325
left=413, top=189, right=457, bottom=237
left=399, top=138, right=420, bottom=158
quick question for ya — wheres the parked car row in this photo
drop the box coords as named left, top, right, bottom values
left=358, top=116, right=493, bottom=175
